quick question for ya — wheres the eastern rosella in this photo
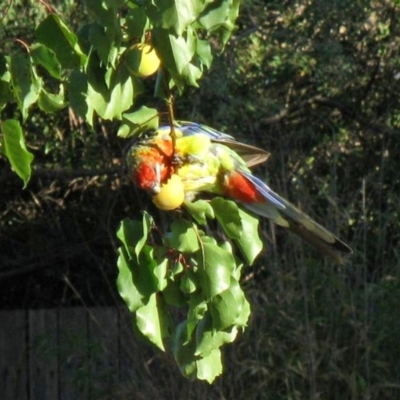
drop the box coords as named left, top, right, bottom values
left=126, top=121, right=352, bottom=260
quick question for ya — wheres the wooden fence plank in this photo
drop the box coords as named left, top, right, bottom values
left=28, top=309, right=58, bottom=400
left=88, top=307, right=119, bottom=398
left=118, top=306, right=137, bottom=382
left=117, top=306, right=141, bottom=398
left=58, top=307, right=89, bottom=400
left=0, top=307, right=146, bottom=400
left=0, top=310, right=28, bottom=400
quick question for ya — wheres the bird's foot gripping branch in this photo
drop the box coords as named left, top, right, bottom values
left=116, top=200, right=263, bottom=384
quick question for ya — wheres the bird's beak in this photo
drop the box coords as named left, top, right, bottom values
left=150, top=164, right=162, bottom=194
left=150, top=182, right=161, bottom=194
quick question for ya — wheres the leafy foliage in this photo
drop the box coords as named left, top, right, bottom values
left=1, top=0, right=239, bottom=181
left=0, top=0, right=248, bottom=383
left=3, top=0, right=400, bottom=396
left=116, top=199, right=260, bottom=382
left=0, top=119, right=33, bottom=186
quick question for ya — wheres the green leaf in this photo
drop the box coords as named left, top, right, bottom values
left=198, top=0, right=240, bottom=48
left=136, top=293, right=171, bottom=351
left=198, top=0, right=230, bottom=30
left=30, top=44, right=62, bottom=79
left=9, top=52, right=41, bottom=120
left=38, top=87, right=67, bottom=113
left=0, top=81, right=13, bottom=107
left=184, top=199, right=214, bottom=225
left=84, top=0, right=124, bottom=30
left=195, top=316, right=238, bottom=357
left=210, top=278, right=250, bottom=330
left=117, top=106, right=159, bottom=138
left=162, top=278, right=186, bottom=307
left=196, top=241, right=235, bottom=298
left=186, top=293, right=208, bottom=338
left=156, top=0, right=201, bottom=36
left=116, top=214, right=153, bottom=261
left=234, top=208, right=263, bottom=265
left=211, top=197, right=243, bottom=239
left=182, top=62, right=202, bottom=87
left=88, top=23, right=115, bottom=66
left=117, top=243, right=160, bottom=308
left=169, top=33, right=195, bottom=74
left=68, top=69, right=95, bottom=124
left=153, top=257, right=168, bottom=291
left=0, top=54, right=12, bottom=106
left=1, top=119, right=34, bottom=187
left=124, top=6, right=149, bottom=39
left=167, top=219, right=200, bottom=253
left=233, top=291, right=251, bottom=327
left=153, top=28, right=200, bottom=88
left=196, top=348, right=223, bottom=384
left=35, top=14, right=86, bottom=69
left=171, top=321, right=198, bottom=377
left=116, top=247, right=146, bottom=312
left=86, top=60, right=138, bottom=121
left=196, top=39, right=213, bottom=69
left=180, top=269, right=198, bottom=294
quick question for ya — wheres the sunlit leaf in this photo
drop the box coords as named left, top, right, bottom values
left=153, top=28, right=201, bottom=88
left=1, top=119, right=34, bottom=187
left=171, top=321, right=198, bottom=377
left=35, top=14, right=86, bottom=69
left=198, top=0, right=230, bottom=30
left=167, top=219, right=200, bottom=253
left=38, top=87, right=67, bottom=113
left=195, top=317, right=238, bottom=357
left=116, top=214, right=153, bottom=261
left=153, top=257, right=168, bottom=291
left=30, top=44, right=62, bottom=79
left=87, top=62, right=137, bottom=120
left=116, top=247, right=145, bottom=312
left=196, top=39, right=213, bottom=69
left=211, top=197, right=242, bottom=239
left=196, top=348, right=223, bottom=383
left=184, top=199, right=214, bottom=225
left=157, top=0, right=201, bottom=36
left=118, top=106, right=159, bottom=138
left=186, top=293, right=208, bottom=339
left=9, top=52, right=41, bottom=120
left=136, top=293, right=171, bottom=351
left=180, top=269, right=198, bottom=294
left=234, top=208, right=263, bottom=265
left=196, top=241, right=235, bottom=298
left=210, top=278, right=250, bottom=330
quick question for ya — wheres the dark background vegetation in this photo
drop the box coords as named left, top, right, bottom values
left=2, top=0, right=400, bottom=398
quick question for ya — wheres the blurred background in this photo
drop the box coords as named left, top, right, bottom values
left=1, top=0, right=400, bottom=398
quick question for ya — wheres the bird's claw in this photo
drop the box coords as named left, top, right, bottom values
left=172, top=152, right=183, bottom=167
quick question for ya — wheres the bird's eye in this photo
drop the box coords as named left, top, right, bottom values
left=140, top=130, right=157, bottom=141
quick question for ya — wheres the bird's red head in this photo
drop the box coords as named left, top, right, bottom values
left=133, top=162, right=160, bottom=192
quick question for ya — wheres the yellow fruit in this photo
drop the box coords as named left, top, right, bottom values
left=152, top=174, right=185, bottom=211
left=123, top=43, right=161, bottom=78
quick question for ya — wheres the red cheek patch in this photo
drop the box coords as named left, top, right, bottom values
left=135, top=163, right=157, bottom=190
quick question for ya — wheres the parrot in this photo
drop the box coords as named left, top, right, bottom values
left=126, top=121, right=352, bottom=261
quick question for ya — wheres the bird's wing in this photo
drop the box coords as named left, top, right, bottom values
left=176, top=121, right=270, bottom=167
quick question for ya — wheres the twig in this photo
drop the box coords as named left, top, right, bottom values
left=0, top=167, right=121, bottom=185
